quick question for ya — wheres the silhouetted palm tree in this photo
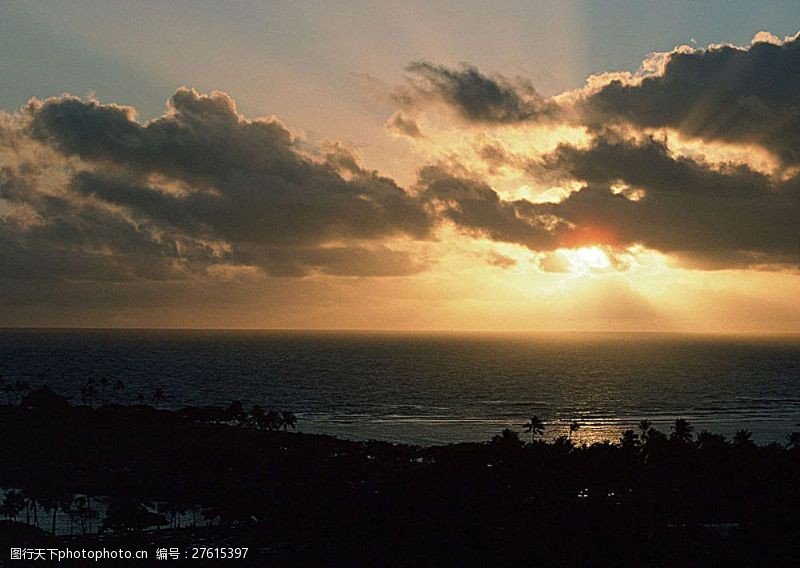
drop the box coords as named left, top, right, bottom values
left=101, top=497, right=168, bottom=533
left=226, top=401, right=245, bottom=425
left=265, top=410, right=282, bottom=431
left=166, top=503, right=189, bottom=528
left=523, top=416, right=545, bottom=443
left=74, top=496, right=98, bottom=534
left=638, top=420, right=652, bottom=445
left=250, top=405, right=266, bottom=429
left=40, top=489, right=71, bottom=535
left=670, top=418, right=694, bottom=444
left=151, top=387, right=166, bottom=409
left=491, top=428, right=524, bottom=448
left=23, top=486, right=42, bottom=528
left=60, top=496, right=77, bottom=535
left=281, top=411, right=297, bottom=430
left=1, top=491, right=26, bottom=521
left=568, top=420, right=581, bottom=439
left=81, top=380, right=97, bottom=408
left=620, top=429, right=640, bottom=450
left=696, top=430, right=728, bottom=451
left=786, top=431, right=800, bottom=450
left=732, top=429, right=755, bottom=449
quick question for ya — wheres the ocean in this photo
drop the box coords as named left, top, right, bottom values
left=1, top=329, right=799, bottom=445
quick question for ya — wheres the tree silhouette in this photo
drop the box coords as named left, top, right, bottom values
left=74, top=496, right=98, bottom=534
left=281, top=411, right=298, bottom=430
left=60, top=496, right=77, bottom=535
left=523, top=416, right=545, bottom=443
left=40, top=487, right=71, bottom=535
left=733, top=429, right=755, bottom=449
left=265, top=410, right=282, bottom=431
left=491, top=428, right=524, bottom=449
left=786, top=431, right=800, bottom=450
left=101, top=497, right=168, bottom=533
left=646, top=427, right=668, bottom=447
left=670, top=418, right=694, bottom=444
left=20, top=385, right=69, bottom=413
left=151, top=387, right=166, bottom=409
left=696, top=430, right=728, bottom=452
left=620, top=429, right=640, bottom=450
left=22, top=485, right=42, bottom=528
left=1, top=491, right=26, bottom=521
left=638, top=420, right=652, bottom=445
left=568, top=420, right=581, bottom=439
left=167, top=503, right=189, bottom=528
left=81, top=380, right=97, bottom=408
left=552, top=435, right=574, bottom=451
left=226, top=401, right=245, bottom=425
left=250, top=405, right=266, bottom=429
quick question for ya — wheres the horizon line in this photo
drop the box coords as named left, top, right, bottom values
left=1, top=326, right=799, bottom=337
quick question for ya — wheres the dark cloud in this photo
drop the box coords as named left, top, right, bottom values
left=6, top=29, right=800, bottom=304
left=537, top=136, right=800, bottom=269
left=0, top=165, right=221, bottom=283
left=393, top=36, right=800, bottom=270
left=4, top=88, right=433, bottom=282
left=585, top=34, right=800, bottom=165
left=385, top=111, right=424, bottom=139
left=407, top=135, right=799, bottom=270
left=26, top=89, right=302, bottom=182
left=393, top=61, right=556, bottom=124
left=418, top=164, right=559, bottom=250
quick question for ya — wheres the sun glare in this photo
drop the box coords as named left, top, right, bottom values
left=563, top=246, right=613, bottom=273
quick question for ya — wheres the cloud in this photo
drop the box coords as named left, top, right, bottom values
left=417, top=164, right=560, bottom=250
left=486, top=251, right=517, bottom=268
left=4, top=28, right=800, bottom=316
left=3, top=88, right=433, bottom=282
left=535, top=135, right=800, bottom=269
left=392, top=61, right=557, bottom=124
left=385, top=111, right=424, bottom=139
left=408, top=134, right=800, bottom=271
left=380, top=34, right=800, bottom=271
left=583, top=32, right=800, bottom=165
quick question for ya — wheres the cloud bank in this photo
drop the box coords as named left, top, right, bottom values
left=2, top=88, right=432, bottom=285
left=384, top=33, right=800, bottom=271
left=1, top=31, right=800, bottom=326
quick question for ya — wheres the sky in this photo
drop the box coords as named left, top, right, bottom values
left=1, top=1, right=799, bottom=331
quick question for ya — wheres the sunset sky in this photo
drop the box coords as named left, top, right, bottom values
left=1, top=1, right=800, bottom=331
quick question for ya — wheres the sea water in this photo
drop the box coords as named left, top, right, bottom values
left=1, top=329, right=799, bottom=446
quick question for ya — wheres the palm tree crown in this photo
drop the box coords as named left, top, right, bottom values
left=523, top=416, right=545, bottom=442
left=670, top=418, right=694, bottom=444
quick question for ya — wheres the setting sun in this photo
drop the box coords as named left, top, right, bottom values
left=562, top=246, right=614, bottom=274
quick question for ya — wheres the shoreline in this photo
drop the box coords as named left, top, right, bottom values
left=1, top=387, right=800, bottom=563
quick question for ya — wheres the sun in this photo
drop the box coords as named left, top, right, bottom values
left=562, top=246, right=613, bottom=274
